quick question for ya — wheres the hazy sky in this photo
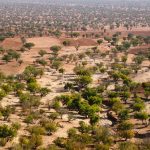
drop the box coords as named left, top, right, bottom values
left=0, top=0, right=149, bottom=3
left=0, top=0, right=149, bottom=6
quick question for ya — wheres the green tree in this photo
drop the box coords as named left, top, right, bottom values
left=27, top=82, right=40, bottom=93
left=0, top=36, right=5, bottom=42
left=133, top=102, right=145, bottom=112
left=38, top=50, right=47, bottom=57
left=89, top=114, right=100, bottom=125
left=50, top=45, right=61, bottom=54
left=51, top=60, right=62, bottom=71
left=24, top=43, right=35, bottom=50
left=79, top=121, right=92, bottom=133
left=36, top=59, right=47, bottom=67
left=13, top=52, right=21, bottom=61
left=93, top=126, right=113, bottom=145
left=49, top=112, right=59, bottom=121
left=41, top=120, right=58, bottom=135
left=75, top=75, right=92, bottom=89
left=39, top=87, right=50, bottom=97
left=118, top=109, right=130, bottom=121
left=53, top=30, right=62, bottom=38
left=67, top=128, right=77, bottom=138
left=28, top=125, right=46, bottom=135
left=112, top=101, right=124, bottom=114
left=97, top=39, right=103, bottom=45
left=2, top=54, right=12, bottom=63
left=117, top=121, right=135, bottom=141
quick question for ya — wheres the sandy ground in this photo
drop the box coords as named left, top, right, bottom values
left=0, top=38, right=22, bottom=50
left=27, top=37, right=61, bottom=49
left=133, top=70, right=150, bottom=83
left=0, top=37, right=105, bottom=75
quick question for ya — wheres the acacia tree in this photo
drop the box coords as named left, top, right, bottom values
left=134, top=56, right=144, bottom=66
left=36, top=59, right=47, bottom=67
left=51, top=60, right=62, bottom=71
left=39, top=87, right=50, bottom=97
left=75, top=75, right=92, bottom=90
left=50, top=45, right=61, bottom=55
left=97, top=39, right=103, bottom=45
left=0, top=36, right=5, bottom=42
left=38, top=50, right=47, bottom=57
left=24, top=43, right=35, bottom=50
left=13, top=52, right=21, bottom=61
left=2, top=55, right=12, bottom=63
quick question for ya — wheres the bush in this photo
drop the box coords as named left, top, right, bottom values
left=30, top=134, right=43, bottom=148
left=27, top=82, right=40, bottom=93
left=40, top=120, right=58, bottom=135
left=96, top=144, right=109, bottom=150
left=97, top=39, right=103, bottom=45
left=89, top=114, right=99, bottom=125
left=0, top=90, right=6, bottom=100
left=12, top=122, right=21, bottom=131
left=38, top=50, right=47, bottom=57
left=133, top=102, right=145, bottom=111
left=93, top=126, right=113, bottom=145
left=0, top=36, right=5, bottom=42
left=63, top=40, right=71, bottom=46
left=0, top=125, right=17, bottom=145
left=67, top=128, right=77, bottom=138
left=119, top=142, right=138, bottom=150
left=134, top=112, right=149, bottom=124
left=28, top=125, right=46, bottom=135
left=24, top=115, right=34, bottom=124
left=1, top=106, right=14, bottom=120
left=49, top=112, right=59, bottom=120
left=79, top=121, right=92, bottom=133
left=118, top=109, right=130, bottom=121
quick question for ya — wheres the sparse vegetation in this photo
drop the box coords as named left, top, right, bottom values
left=0, top=0, right=149, bottom=149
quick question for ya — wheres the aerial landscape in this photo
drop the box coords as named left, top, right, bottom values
left=0, top=0, right=149, bottom=149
